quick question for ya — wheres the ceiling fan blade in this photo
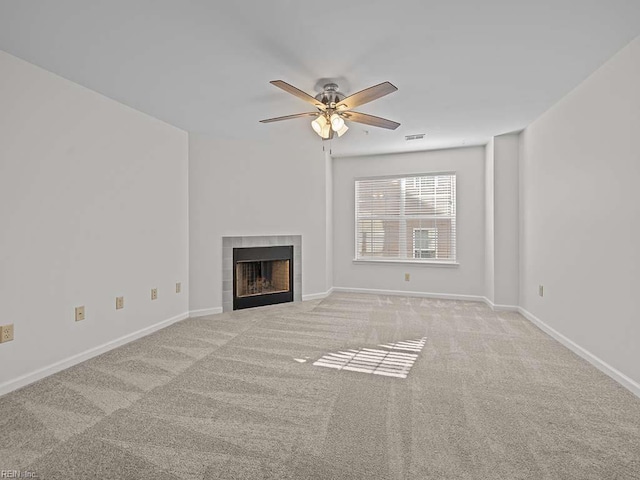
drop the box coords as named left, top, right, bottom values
left=342, top=111, right=400, bottom=130
left=270, top=80, right=327, bottom=110
left=336, top=82, right=398, bottom=110
left=259, top=112, right=319, bottom=123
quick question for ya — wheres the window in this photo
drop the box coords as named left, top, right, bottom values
left=355, top=173, right=456, bottom=263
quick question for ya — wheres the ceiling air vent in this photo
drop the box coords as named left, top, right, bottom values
left=405, top=134, right=425, bottom=141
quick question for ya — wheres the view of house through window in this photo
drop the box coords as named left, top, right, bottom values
left=413, top=228, right=436, bottom=258
left=355, top=173, right=456, bottom=262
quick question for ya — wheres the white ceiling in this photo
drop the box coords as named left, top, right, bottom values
left=1, top=1, right=639, bottom=157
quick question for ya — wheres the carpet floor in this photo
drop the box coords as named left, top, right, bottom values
left=1, top=293, right=639, bottom=479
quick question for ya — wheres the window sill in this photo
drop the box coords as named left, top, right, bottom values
left=352, top=259, right=459, bottom=267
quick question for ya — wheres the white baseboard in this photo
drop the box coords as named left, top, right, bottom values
left=302, top=288, right=334, bottom=301
left=482, top=297, right=519, bottom=312
left=332, top=286, right=485, bottom=303
left=0, top=311, right=189, bottom=397
left=189, top=307, right=223, bottom=318
left=518, top=307, right=640, bottom=399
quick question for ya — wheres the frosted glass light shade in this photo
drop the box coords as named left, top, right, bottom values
left=320, top=123, right=332, bottom=139
left=330, top=113, right=345, bottom=131
left=311, top=115, right=328, bottom=135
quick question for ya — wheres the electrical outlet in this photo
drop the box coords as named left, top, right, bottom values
left=151, top=288, right=158, bottom=300
left=538, top=285, right=544, bottom=297
left=116, top=296, right=124, bottom=310
left=405, top=273, right=410, bottom=282
left=176, top=282, right=181, bottom=294
left=0, top=324, right=14, bottom=343
left=75, top=306, right=85, bottom=322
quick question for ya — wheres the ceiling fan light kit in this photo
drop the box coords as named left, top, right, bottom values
left=319, top=121, right=332, bottom=139
left=260, top=80, right=400, bottom=140
left=311, top=114, right=327, bottom=135
left=330, top=113, right=345, bottom=131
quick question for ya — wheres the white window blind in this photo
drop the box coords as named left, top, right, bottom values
left=355, top=173, right=456, bottom=262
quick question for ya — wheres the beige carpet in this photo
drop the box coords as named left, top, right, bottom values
left=1, top=293, right=639, bottom=479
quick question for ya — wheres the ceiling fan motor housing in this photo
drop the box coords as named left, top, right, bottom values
left=315, top=83, right=345, bottom=108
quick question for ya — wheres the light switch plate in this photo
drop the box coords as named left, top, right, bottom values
left=75, top=306, right=85, bottom=322
left=116, top=296, right=124, bottom=310
left=176, top=282, right=181, bottom=294
left=151, top=288, right=158, bottom=300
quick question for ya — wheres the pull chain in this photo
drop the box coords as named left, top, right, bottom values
left=321, top=138, right=333, bottom=155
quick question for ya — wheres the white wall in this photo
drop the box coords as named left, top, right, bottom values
left=0, top=51, right=189, bottom=391
left=188, top=135, right=330, bottom=312
left=484, top=139, right=495, bottom=302
left=493, top=134, right=520, bottom=306
left=333, top=147, right=486, bottom=297
left=519, top=37, right=640, bottom=385
left=325, top=152, right=334, bottom=290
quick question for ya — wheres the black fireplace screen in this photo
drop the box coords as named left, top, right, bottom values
left=236, top=259, right=290, bottom=297
left=232, top=245, right=294, bottom=310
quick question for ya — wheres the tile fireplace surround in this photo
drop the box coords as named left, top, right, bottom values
left=222, top=235, right=302, bottom=312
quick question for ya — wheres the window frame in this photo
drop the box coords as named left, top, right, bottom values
left=353, top=172, right=458, bottom=266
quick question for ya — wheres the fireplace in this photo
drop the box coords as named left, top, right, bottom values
left=233, top=245, right=294, bottom=310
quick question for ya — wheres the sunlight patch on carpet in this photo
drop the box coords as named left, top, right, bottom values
left=312, top=337, right=426, bottom=379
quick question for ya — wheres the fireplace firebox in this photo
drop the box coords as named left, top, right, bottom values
left=233, top=245, right=294, bottom=310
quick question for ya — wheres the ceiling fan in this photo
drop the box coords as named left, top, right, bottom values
left=260, top=80, right=400, bottom=139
